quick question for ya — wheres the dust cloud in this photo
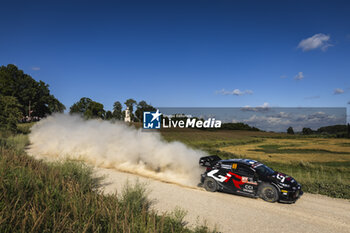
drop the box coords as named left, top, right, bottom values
left=28, top=114, right=207, bottom=187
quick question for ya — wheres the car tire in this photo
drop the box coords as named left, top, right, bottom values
left=259, top=183, right=279, bottom=203
left=203, top=177, right=217, bottom=192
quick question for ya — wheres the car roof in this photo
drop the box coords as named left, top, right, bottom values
left=221, top=158, right=259, bottom=166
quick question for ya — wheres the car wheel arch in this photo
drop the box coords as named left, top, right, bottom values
left=258, top=182, right=280, bottom=203
left=203, top=177, right=218, bottom=192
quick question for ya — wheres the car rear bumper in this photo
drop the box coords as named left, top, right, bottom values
left=200, top=173, right=206, bottom=184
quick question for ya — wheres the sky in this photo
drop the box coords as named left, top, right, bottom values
left=1, top=0, right=350, bottom=115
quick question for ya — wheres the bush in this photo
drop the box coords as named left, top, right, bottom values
left=287, top=126, right=294, bottom=134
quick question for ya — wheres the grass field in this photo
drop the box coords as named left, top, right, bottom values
left=161, top=128, right=350, bottom=199
left=0, top=129, right=213, bottom=233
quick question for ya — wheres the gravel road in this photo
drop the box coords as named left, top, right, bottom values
left=95, top=167, right=350, bottom=233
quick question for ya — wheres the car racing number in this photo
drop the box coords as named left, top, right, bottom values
left=276, top=173, right=286, bottom=183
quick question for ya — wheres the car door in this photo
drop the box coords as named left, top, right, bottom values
left=232, top=164, right=258, bottom=194
left=217, top=161, right=236, bottom=192
left=205, top=161, right=233, bottom=192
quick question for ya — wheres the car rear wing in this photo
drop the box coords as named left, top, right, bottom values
left=199, top=155, right=222, bottom=167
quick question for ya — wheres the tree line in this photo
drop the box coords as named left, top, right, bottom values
left=287, top=125, right=350, bottom=138
left=69, top=97, right=155, bottom=122
left=0, top=64, right=158, bottom=132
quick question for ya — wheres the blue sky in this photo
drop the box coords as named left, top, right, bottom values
left=1, top=0, right=350, bottom=113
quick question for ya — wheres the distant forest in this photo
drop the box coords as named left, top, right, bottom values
left=287, top=124, right=350, bottom=138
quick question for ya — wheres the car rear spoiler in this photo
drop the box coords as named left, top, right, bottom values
left=199, top=155, right=222, bottom=167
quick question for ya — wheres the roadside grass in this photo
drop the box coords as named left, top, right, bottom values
left=16, top=122, right=36, bottom=134
left=0, top=133, right=29, bottom=152
left=0, top=134, right=213, bottom=233
left=266, top=161, right=350, bottom=199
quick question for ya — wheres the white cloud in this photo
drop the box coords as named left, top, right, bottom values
left=294, top=72, right=304, bottom=80
left=243, top=114, right=291, bottom=126
left=241, top=110, right=342, bottom=132
left=260, top=102, right=269, bottom=108
left=233, top=89, right=243, bottom=95
left=216, top=88, right=253, bottom=96
left=241, top=102, right=270, bottom=112
left=297, top=33, right=332, bottom=51
left=334, top=88, right=344, bottom=95
left=31, top=67, right=40, bottom=71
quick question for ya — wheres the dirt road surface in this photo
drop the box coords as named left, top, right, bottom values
left=95, top=167, right=350, bottom=233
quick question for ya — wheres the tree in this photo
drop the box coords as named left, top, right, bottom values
left=70, top=97, right=92, bottom=115
left=112, top=101, right=123, bottom=120
left=0, top=64, right=65, bottom=117
left=124, top=98, right=137, bottom=121
left=48, top=96, right=66, bottom=113
left=124, top=99, right=137, bottom=112
left=0, top=95, right=22, bottom=131
left=302, top=127, right=313, bottom=135
left=85, top=101, right=105, bottom=119
left=220, top=122, right=260, bottom=131
left=135, top=100, right=156, bottom=122
left=287, top=126, right=294, bottom=134
left=70, top=97, right=105, bottom=119
left=105, top=111, right=113, bottom=120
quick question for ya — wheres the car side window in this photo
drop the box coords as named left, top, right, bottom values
left=235, top=164, right=255, bottom=177
left=219, top=162, right=233, bottom=170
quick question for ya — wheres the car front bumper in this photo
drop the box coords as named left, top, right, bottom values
left=279, top=189, right=303, bottom=203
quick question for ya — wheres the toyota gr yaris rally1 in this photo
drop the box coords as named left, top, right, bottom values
left=199, top=155, right=302, bottom=203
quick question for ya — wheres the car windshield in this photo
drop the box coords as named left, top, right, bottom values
left=254, top=164, right=275, bottom=176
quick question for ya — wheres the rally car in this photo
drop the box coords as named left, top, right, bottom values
left=199, top=155, right=302, bottom=203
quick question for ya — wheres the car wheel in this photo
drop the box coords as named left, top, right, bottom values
left=259, top=183, right=279, bottom=203
left=203, top=177, right=217, bottom=192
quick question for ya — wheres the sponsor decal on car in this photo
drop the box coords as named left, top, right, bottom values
left=207, top=170, right=258, bottom=189
left=243, top=184, right=254, bottom=193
